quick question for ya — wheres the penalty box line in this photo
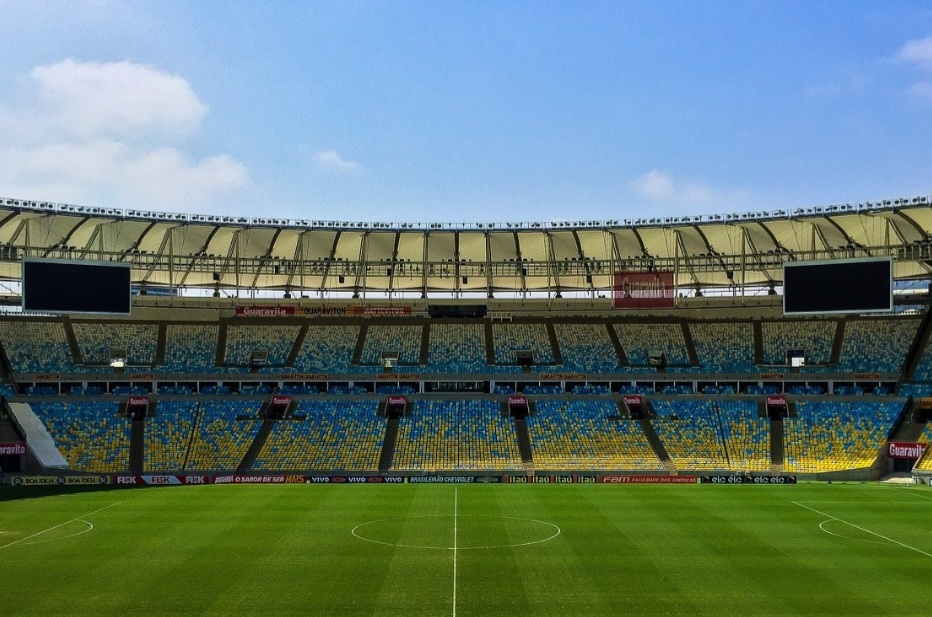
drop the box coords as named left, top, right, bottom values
left=792, top=501, right=932, bottom=559
left=0, top=501, right=122, bottom=550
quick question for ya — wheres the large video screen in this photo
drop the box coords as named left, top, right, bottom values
left=783, top=257, right=892, bottom=315
left=22, top=258, right=132, bottom=315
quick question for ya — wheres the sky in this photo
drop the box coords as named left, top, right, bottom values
left=1, top=1, right=932, bottom=224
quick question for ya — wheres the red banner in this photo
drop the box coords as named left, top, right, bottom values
left=623, top=395, right=643, bottom=406
left=272, top=396, right=291, bottom=406
left=235, top=305, right=297, bottom=317
left=387, top=396, right=407, bottom=406
left=235, top=305, right=412, bottom=317
left=508, top=395, right=528, bottom=406
left=348, top=306, right=412, bottom=317
left=128, top=397, right=149, bottom=407
left=887, top=442, right=928, bottom=459
left=766, top=396, right=787, bottom=407
left=213, top=475, right=303, bottom=484
left=614, top=271, right=675, bottom=309
left=600, top=475, right=697, bottom=484
left=0, top=443, right=26, bottom=455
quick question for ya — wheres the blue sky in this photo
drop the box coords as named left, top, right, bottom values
left=1, top=1, right=931, bottom=223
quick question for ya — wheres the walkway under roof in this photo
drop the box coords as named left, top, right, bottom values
left=1, top=195, right=931, bottom=297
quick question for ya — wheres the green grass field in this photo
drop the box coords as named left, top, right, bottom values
left=0, top=482, right=930, bottom=616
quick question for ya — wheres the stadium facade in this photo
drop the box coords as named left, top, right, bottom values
left=1, top=195, right=932, bottom=486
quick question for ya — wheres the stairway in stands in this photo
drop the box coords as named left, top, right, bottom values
left=769, top=418, right=785, bottom=475
left=378, top=417, right=400, bottom=472
left=639, top=418, right=676, bottom=475
left=237, top=420, right=275, bottom=472
left=129, top=417, right=145, bottom=473
left=0, top=413, right=23, bottom=442
left=512, top=416, right=535, bottom=475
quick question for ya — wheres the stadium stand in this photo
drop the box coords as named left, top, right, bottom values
left=613, top=322, right=689, bottom=368
left=761, top=319, right=836, bottom=367
left=526, top=399, right=663, bottom=470
left=254, top=400, right=383, bottom=471
left=0, top=320, right=74, bottom=373
left=184, top=400, right=263, bottom=471
left=360, top=324, right=422, bottom=366
left=427, top=323, right=487, bottom=373
left=688, top=321, right=755, bottom=373
left=915, top=425, right=932, bottom=472
left=30, top=400, right=130, bottom=472
left=553, top=323, right=619, bottom=372
left=224, top=324, right=300, bottom=367
left=72, top=322, right=158, bottom=366
left=164, top=323, right=219, bottom=372
left=783, top=400, right=904, bottom=473
left=293, top=324, right=358, bottom=373
left=492, top=322, right=554, bottom=365
left=144, top=400, right=198, bottom=471
left=3, top=194, right=932, bottom=486
left=835, top=318, right=920, bottom=373
left=392, top=400, right=522, bottom=471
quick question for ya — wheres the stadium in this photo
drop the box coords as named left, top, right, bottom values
left=0, top=194, right=931, bottom=615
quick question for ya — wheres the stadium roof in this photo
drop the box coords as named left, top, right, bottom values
left=1, top=195, right=931, bottom=297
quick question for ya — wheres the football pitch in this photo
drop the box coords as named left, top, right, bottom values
left=0, top=482, right=930, bottom=616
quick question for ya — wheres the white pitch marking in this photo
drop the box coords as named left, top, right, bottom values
left=452, top=486, right=458, bottom=617
left=0, top=502, right=121, bottom=550
left=793, top=501, right=932, bottom=558
left=817, top=519, right=887, bottom=545
left=350, top=514, right=561, bottom=550
left=19, top=520, right=94, bottom=545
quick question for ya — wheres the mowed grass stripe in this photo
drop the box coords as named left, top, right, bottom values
left=0, top=483, right=930, bottom=616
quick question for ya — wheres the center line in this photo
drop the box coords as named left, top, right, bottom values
left=452, top=486, right=458, bottom=617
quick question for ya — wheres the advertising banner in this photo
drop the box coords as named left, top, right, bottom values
left=600, top=475, right=697, bottom=484
left=13, top=476, right=58, bottom=486
left=13, top=475, right=109, bottom=486
left=236, top=305, right=412, bottom=317
left=507, top=396, right=528, bottom=406
left=0, top=443, right=27, bottom=456
left=377, top=373, right=420, bottom=381
left=700, top=475, right=798, bottom=484
left=407, top=476, right=502, bottom=484
left=387, top=396, right=407, bottom=406
left=623, top=395, right=643, bottom=406
left=887, top=442, right=928, bottom=459
left=538, top=373, right=586, bottom=381
left=613, top=271, right=675, bottom=309
left=213, top=475, right=306, bottom=484
left=307, top=475, right=405, bottom=484
left=235, top=306, right=297, bottom=317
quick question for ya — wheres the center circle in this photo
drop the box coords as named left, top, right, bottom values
left=351, top=514, right=561, bottom=550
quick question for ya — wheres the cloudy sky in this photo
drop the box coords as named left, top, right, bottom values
left=1, top=1, right=931, bottom=223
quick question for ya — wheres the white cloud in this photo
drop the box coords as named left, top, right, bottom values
left=31, top=59, right=207, bottom=139
left=629, top=169, right=748, bottom=209
left=629, top=169, right=675, bottom=200
left=907, top=81, right=932, bottom=102
left=895, top=37, right=932, bottom=70
left=315, top=149, right=362, bottom=172
left=0, top=59, right=248, bottom=212
left=0, top=140, right=248, bottom=211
